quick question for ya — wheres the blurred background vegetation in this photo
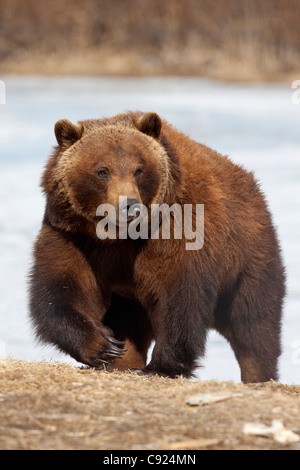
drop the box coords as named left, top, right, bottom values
left=1, top=0, right=300, bottom=81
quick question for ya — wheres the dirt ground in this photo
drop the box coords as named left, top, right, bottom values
left=0, top=358, right=299, bottom=450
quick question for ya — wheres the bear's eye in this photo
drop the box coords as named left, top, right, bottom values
left=97, top=169, right=110, bottom=179
left=134, top=168, right=144, bottom=178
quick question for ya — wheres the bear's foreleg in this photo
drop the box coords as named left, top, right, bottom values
left=141, top=274, right=214, bottom=378
left=29, top=223, right=126, bottom=367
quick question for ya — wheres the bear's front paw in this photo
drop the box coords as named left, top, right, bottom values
left=79, top=327, right=127, bottom=368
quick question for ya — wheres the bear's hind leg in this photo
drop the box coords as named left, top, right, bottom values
left=215, top=264, right=285, bottom=383
left=103, top=295, right=153, bottom=371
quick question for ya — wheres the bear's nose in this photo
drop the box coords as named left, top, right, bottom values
left=119, top=197, right=142, bottom=221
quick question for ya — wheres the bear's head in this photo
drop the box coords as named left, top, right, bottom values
left=42, top=112, right=170, bottom=235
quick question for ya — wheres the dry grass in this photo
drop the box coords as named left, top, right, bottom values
left=1, top=0, right=300, bottom=81
left=0, top=358, right=299, bottom=450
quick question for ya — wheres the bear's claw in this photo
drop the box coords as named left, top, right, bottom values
left=87, top=335, right=127, bottom=369
left=102, top=336, right=127, bottom=361
left=105, top=335, right=126, bottom=347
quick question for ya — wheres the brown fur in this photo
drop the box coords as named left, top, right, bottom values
left=29, top=111, right=286, bottom=382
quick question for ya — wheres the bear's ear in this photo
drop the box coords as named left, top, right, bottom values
left=136, top=112, right=162, bottom=139
left=54, top=119, right=83, bottom=150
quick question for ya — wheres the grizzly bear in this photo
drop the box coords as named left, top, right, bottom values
left=29, top=111, right=285, bottom=383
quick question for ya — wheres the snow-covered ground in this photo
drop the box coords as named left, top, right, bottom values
left=0, top=76, right=299, bottom=384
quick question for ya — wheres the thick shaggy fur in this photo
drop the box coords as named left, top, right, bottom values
left=29, top=111, right=286, bottom=382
